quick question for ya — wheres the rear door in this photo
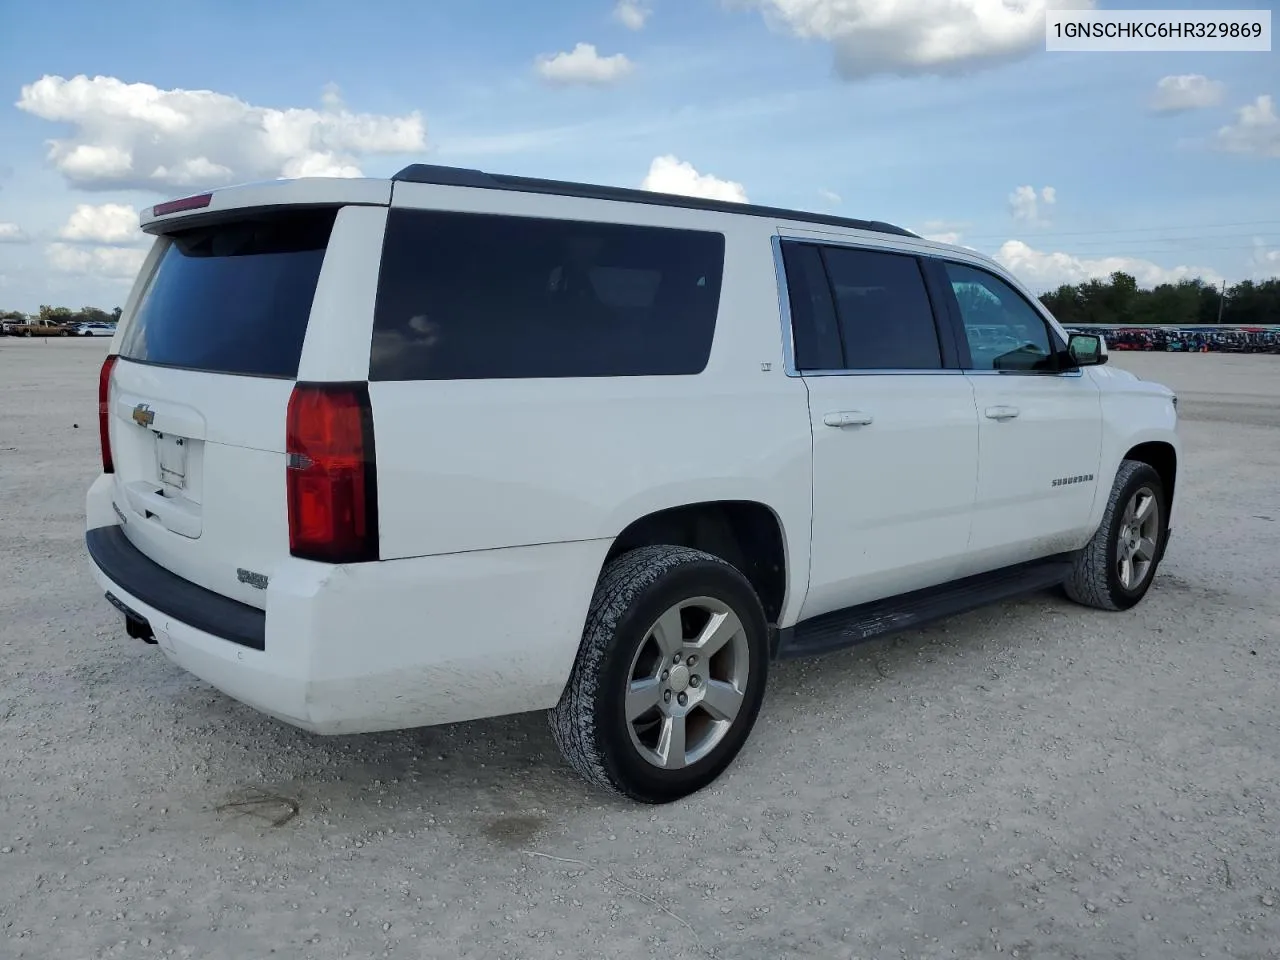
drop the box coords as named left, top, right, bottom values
left=104, top=204, right=376, bottom=609
left=779, top=238, right=980, bottom=619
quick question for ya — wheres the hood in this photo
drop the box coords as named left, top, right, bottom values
left=1092, top=364, right=1176, bottom=399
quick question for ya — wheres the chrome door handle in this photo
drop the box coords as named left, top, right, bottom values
left=823, top=411, right=874, bottom=428
left=985, top=405, right=1020, bottom=420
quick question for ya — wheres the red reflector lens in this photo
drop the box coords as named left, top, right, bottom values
left=285, top=383, right=378, bottom=564
left=152, top=193, right=213, bottom=217
left=99, top=354, right=119, bottom=474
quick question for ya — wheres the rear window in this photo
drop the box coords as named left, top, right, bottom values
left=369, top=209, right=725, bottom=380
left=118, top=209, right=336, bottom=378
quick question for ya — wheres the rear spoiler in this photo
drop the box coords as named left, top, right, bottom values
left=140, top=177, right=393, bottom=234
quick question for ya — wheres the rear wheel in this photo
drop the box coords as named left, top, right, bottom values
left=1065, top=460, right=1167, bottom=611
left=550, top=545, right=770, bottom=803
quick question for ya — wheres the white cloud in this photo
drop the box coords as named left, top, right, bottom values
left=819, top=188, right=842, bottom=206
left=150, top=157, right=234, bottom=186
left=58, top=203, right=142, bottom=245
left=16, top=75, right=426, bottom=192
left=614, top=0, right=650, bottom=30
left=1150, top=74, right=1225, bottom=114
left=281, top=152, right=363, bottom=179
left=641, top=155, right=749, bottom=202
left=743, top=0, right=1095, bottom=79
left=996, top=240, right=1222, bottom=291
left=0, top=221, right=27, bottom=242
left=1009, top=185, right=1056, bottom=226
left=913, top=219, right=972, bottom=246
left=535, top=43, right=635, bottom=86
left=320, top=82, right=344, bottom=111
left=1249, top=238, right=1280, bottom=280
left=46, top=242, right=148, bottom=280
left=60, top=144, right=133, bottom=179
left=1215, top=94, right=1280, bottom=159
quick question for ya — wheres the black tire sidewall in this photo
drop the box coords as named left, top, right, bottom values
left=594, top=558, right=769, bottom=803
left=1103, top=464, right=1166, bottom=609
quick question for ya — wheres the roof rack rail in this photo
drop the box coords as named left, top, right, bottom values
left=390, top=163, right=918, bottom=239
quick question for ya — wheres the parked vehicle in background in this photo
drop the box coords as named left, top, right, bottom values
left=73, top=322, right=116, bottom=337
left=1063, top=325, right=1280, bottom=354
left=7, top=320, right=70, bottom=337
left=86, top=166, right=1182, bottom=804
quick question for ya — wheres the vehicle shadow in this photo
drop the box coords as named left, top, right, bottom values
left=65, top=580, right=1172, bottom=845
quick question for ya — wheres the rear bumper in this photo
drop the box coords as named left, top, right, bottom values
left=85, top=480, right=611, bottom=735
left=87, top=526, right=265, bottom=650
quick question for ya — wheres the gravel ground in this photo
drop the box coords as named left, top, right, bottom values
left=2, top=337, right=1278, bottom=960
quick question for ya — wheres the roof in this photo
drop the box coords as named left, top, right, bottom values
left=390, top=164, right=918, bottom=239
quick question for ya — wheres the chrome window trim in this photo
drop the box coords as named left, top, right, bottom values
left=772, top=231, right=1082, bottom=380
left=966, top=368, right=1084, bottom=379
left=792, top=368, right=968, bottom=378
left=770, top=234, right=802, bottom=377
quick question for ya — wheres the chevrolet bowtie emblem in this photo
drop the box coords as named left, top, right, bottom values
left=132, top=403, right=155, bottom=427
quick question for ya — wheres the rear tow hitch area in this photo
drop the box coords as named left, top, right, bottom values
left=105, top=591, right=156, bottom=644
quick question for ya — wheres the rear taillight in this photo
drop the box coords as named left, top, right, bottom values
left=99, top=354, right=118, bottom=474
left=285, top=383, right=379, bottom=564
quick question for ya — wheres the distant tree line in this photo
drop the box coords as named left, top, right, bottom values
left=1, top=305, right=123, bottom=325
left=1039, top=273, right=1280, bottom=327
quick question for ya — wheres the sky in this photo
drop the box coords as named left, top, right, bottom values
left=0, top=0, right=1277, bottom=313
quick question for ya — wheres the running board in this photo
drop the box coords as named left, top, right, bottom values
left=775, top=553, right=1078, bottom=661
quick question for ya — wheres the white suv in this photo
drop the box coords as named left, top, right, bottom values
left=85, top=166, right=1180, bottom=803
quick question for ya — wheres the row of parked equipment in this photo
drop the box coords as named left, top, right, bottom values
left=1064, top=326, right=1280, bottom=354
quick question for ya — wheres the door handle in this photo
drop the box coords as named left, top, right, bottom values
left=985, top=405, right=1020, bottom=420
left=823, top=411, right=874, bottom=428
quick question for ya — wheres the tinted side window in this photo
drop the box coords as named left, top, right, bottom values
left=370, top=210, right=725, bottom=380
left=944, top=262, right=1059, bottom=372
left=119, top=209, right=335, bottom=378
left=780, top=242, right=842, bottom=371
left=818, top=246, right=942, bottom=370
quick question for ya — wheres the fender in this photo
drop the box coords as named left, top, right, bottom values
left=598, top=479, right=812, bottom=629
left=1088, top=376, right=1181, bottom=537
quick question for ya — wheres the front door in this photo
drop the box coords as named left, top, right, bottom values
left=936, top=259, right=1103, bottom=573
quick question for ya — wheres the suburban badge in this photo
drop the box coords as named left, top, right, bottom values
left=1051, top=473, right=1095, bottom=488
left=236, top=568, right=269, bottom=590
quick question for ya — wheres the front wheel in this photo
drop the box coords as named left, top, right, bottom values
left=550, top=545, right=770, bottom=803
left=1065, top=460, right=1168, bottom=611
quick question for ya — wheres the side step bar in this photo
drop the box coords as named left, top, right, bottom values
left=775, top=553, right=1078, bottom=660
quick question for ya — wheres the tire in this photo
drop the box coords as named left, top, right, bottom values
left=1064, top=460, right=1168, bottom=611
left=549, top=544, right=770, bottom=804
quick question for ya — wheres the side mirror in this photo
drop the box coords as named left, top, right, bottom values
left=1068, top=332, right=1107, bottom=367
